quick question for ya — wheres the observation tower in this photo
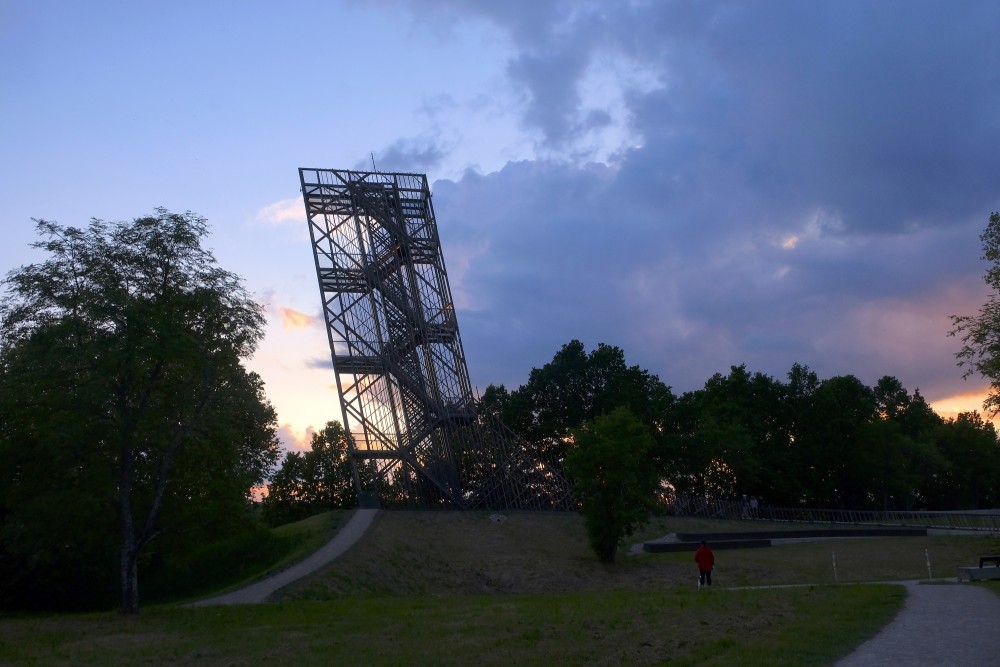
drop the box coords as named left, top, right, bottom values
left=299, top=168, right=570, bottom=509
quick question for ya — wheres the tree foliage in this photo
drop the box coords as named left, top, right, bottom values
left=481, top=340, right=674, bottom=469
left=487, top=335, right=1000, bottom=517
left=261, top=421, right=359, bottom=525
left=0, top=210, right=279, bottom=613
left=665, top=365, right=792, bottom=503
left=669, top=366, right=967, bottom=510
left=925, top=412, right=1000, bottom=509
left=565, top=407, right=658, bottom=563
left=952, top=211, right=1000, bottom=414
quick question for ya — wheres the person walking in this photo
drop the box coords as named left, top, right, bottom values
left=695, top=540, right=715, bottom=587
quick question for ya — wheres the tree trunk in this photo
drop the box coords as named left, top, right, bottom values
left=118, top=424, right=143, bottom=616
left=117, top=426, right=187, bottom=615
left=119, top=440, right=140, bottom=615
left=120, top=534, right=140, bottom=615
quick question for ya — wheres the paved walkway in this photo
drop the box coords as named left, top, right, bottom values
left=835, top=580, right=1000, bottom=666
left=190, top=508, right=379, bottom=606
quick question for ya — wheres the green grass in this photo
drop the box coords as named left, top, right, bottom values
left=654, top=534, right=1000, bottom=586
left=142, top=510, right=353, bottom=603
left=0, top=585, right=902, bottom=666
left=2, top=510, right=996, bottom=665
left=278, top=511, right=1000, bottom=599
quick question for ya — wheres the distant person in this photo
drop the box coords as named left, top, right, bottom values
left=695, top=540, right=715, bottom=587
left=740, top=494, right=749, bottom=518
left=750, top=496, right=759, bottom=517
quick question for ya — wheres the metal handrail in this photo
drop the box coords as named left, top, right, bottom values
left=666, top=497, right=1000, bottom=532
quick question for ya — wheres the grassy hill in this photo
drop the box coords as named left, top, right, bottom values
left=1, top=510, right=997, bottom=666
left=278, top=510, right=1000, bottom=600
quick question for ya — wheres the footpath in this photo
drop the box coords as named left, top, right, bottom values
left=190, top=508, right=379, bottom=606
left=835, top=579, right=1000, bottom=666
left=191, top=511, right=1000, bottom=666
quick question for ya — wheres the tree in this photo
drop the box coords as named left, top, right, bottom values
left=795, top=375, right=875, bottom=508
left=565, top=407, right=659, bottom=563
left=262, top=421, right=359, bottom=525
left=664, top=365, right=802, bottom=505
left=895, top=389, right=944, bottom=441
left=0, top=210, right=279, bottom=614
left=952, top=211, right=1000, bottom=414
left=481, top=340, right=674, bottom=508
left=873, top=375, right=910, bottom=420
left=524, top=339, right=592, bottom=441
left=485, top=340, right=674, bottom=472
left=926, top=412, right=1000, bottom=509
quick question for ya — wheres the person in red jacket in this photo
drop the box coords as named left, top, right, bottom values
left=694, top=540, right=715, bottom=587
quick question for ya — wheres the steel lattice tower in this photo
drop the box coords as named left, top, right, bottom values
left=300, top=168, right=571, bottom=509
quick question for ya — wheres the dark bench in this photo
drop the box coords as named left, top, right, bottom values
left=979, top=555, right=1000, bottom=568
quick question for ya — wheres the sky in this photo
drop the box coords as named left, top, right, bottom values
left=3, top=0, right=1000, bottom=452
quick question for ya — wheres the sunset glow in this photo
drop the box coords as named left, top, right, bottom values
left=930, top=388, right=995, bottom=422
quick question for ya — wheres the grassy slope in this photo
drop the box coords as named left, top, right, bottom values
left=2, top=511, right=998, bottom=666
left=281, top=511, right=1000, bottom=599
left=0, top=586, right=903, bottom=666
left=141, top=510, right=354, bottom=604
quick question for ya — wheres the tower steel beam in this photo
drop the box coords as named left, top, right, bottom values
left=300, top=167, right=572, bottom=509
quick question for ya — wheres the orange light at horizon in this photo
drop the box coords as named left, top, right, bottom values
left=929, top=388, right=997, bottom=423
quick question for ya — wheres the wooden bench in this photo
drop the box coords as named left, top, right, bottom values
left=979, top=555, right=1000, bottom=568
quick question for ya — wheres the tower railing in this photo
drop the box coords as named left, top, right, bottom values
left=668, top=496, right=1000, bottom=532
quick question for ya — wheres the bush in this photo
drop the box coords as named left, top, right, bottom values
left=565, top=407, right=659, bottom=562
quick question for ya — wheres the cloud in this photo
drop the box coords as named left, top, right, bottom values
left=371, top=135, right=451, bottom=174
left=508, top=48, right=590, bottom=149
left=408, top=1, right=1000, bottom=229
left=441, top=237, right=490, bottom=311
left=257, top=197, right=305, bottom=226
left=610, top=1, right=1000, bottom=235
left=275, top=423, right=315, bottom=452
left=392, top=1, right=662, bottom=162
left=278, top=306, right=320, bottom=331
left=431, top=146, right=992, bottom=400
left=311, top=1, right=1000, bottom=408
left=306, top=356, right=333, bottom=371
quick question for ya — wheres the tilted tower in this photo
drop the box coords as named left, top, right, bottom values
left=299, top=168, right=571, bottom=509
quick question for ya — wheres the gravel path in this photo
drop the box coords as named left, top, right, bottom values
left=835, top=580, right=1000, bottom=666
left=190, top=508, right=378, bottom=606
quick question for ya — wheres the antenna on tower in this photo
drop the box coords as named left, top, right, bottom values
left=370, top=152, right=378, bottom=172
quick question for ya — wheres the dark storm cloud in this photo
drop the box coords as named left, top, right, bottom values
left=507, top=50, right=593, bottom=148
left=423, top=1, right=1000, bottom=400
left=438, top=156, right=988, bottom=397
left=637, top=1, right=1000, bottom=235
